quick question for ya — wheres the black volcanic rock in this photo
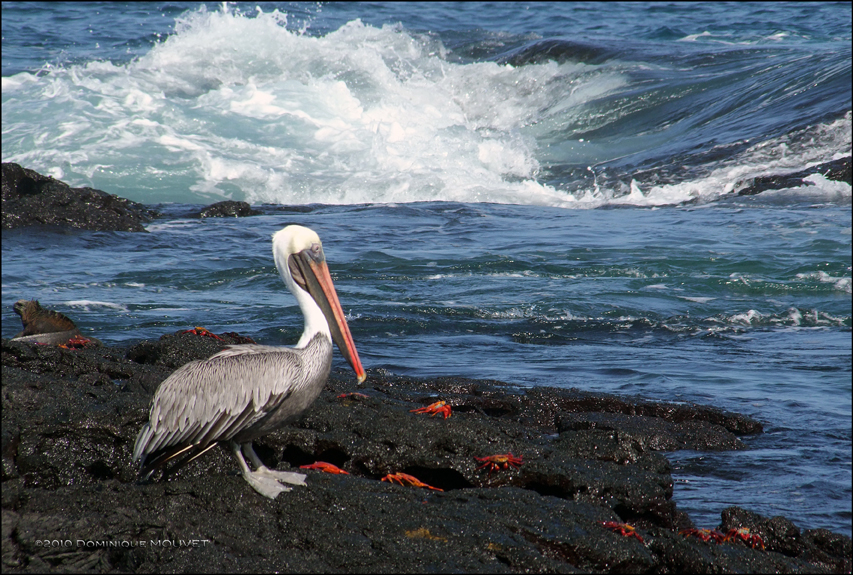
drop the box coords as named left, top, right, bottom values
left=197, top=200, right=261, bottom=218
left=1, top=163, right=156, bottom=231
left=1, top=334, right=848, bottom=573
left=737, top=156, right=852, bottom=196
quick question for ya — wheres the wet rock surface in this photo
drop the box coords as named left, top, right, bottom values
left=4, top=157, right=849, bottom=238
left=1, top=163, right=157, bottom=232
left=197, top=200, right=261, bottom=218
left=2, top=334, right=849, bottom=573
left=736, top=156, right=852, bottom=196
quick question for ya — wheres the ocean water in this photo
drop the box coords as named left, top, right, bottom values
left=1, top=2, right=851, bottom=536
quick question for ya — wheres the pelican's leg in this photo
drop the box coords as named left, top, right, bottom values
left=229, top=441, right=293, bottom=499
left=242, top=442, right=307, bottom=486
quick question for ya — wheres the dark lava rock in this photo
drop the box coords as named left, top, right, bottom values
left=737, top=156, right=852, bottom=196
left=1, top=335, right=849, bottom=573
left=1, top=163, right=156, bottom=231
left=720, top=506, right=852, bottom=573
left=197, top=200, right=261, bottom=218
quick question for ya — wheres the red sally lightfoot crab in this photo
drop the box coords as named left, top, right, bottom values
left=601, top=521, right=644, bottom=543
left=180, top=326, right=224, bottom=340
left=58, top=335, right=97, bottom=349
left=381, top=472, right=443, bottom=491
left=679, top=528, right=726, bottom=544
left=410, top=400, right=451, bottom=419
left=723, top=527, right=765, bottom=550
left=337, top=392, right=369, bottom=400
left=299, top=461, right=349, bottom=475
left=474, top=453, right=523, bottom=477
left=679, top=527, right=765, bottom=550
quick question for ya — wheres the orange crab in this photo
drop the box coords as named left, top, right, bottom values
left=474, top=453, right=523, bottom=477
left=299, top=461, right=349, bottom=475
left=337, top=392, right=369, bottom=400
left=601, top=521, right=644, bottom=543
left=723, top=527, right=765, bottom=550
left=410, top=400, right=451, bottom=419
left=180, top=326, right=224, bottom=340
left=679, top=527, right=765, bottom=550
left=58, top=335, right=96, bottom=349
left=380, top=472, right=443, bottom=491
left=679, top=528, right=727, bottom=544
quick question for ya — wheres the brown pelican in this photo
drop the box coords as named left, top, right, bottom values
left=133, top=225, right=366, bottom=499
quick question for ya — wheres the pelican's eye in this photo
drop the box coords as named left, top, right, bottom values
left=307, top=242, right=324, bottom=263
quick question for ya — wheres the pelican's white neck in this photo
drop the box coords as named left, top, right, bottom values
left=272, top=226, right=331, bottom=348
left=291, top=281, right=331, bottom=348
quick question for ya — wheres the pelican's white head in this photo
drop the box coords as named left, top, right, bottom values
left=273, top=225, right=323, bottom=302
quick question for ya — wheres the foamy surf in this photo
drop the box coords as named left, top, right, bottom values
left=1, top=4, right=849, bottom=209
left=65, top=300, right=130, bottom=313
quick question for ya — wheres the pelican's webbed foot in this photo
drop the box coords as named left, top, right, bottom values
left=243, top=442, right=306, bottom=486
left=230, top=441, right=307, bottom=499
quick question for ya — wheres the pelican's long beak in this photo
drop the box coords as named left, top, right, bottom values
left=289, top=246, right=366, bottom=383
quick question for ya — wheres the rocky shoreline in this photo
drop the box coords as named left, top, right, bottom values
left=1, top=164, right=156, bottom=232
left=2, top=332, right=850, bottom=573
left=3, top=158, right=851, bottom=234
left=2, top=162, right=851, bottom=572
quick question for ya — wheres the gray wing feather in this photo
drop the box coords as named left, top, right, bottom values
left=133, top=344, right=305, bottom=462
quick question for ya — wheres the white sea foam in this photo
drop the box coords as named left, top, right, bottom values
left=677, top=31, right=713, bottom=42
left=678, top=296, right=716, bottom=303
left=65, top=300, right=129, bottom=312
left=728, top=309, right=763, bottom=325
left=144, top=220, right=202, bottom=232
left=795, top=271, right=853, bottom=294
left=0, top=6, right=613, bottom=206
left=1, top=5, right=849, bottom=209
left=707, top=307, right=848, bottom=328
